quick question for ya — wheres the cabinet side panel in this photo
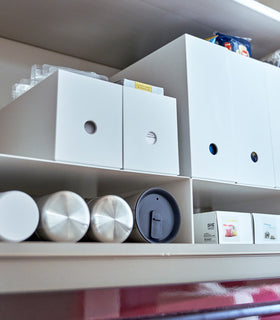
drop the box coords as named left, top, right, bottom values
left=0, top=73, right=58, bottom=159
left=265, top=63, right=280, bottom=188
left=159, top=179, right=193, bottom=243
left=111, top=35, right=191, bottom=177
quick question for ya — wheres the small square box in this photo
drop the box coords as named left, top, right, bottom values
left=194, top=211, right=253, bottom=244
left=0, top=70, right=123, bottom=169
left=123, top=86, right=179, bottom=175
left=252, top=213, right=280, bottom=244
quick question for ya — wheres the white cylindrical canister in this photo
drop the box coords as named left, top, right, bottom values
left=86, top=195, right=133, bottom=243
left=35, top=191, right=90, bottom=242
left=0, top=190, right=39, bottom=242
left=125, top=188, right=181, bottom=243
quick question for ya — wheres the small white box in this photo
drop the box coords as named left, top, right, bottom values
left=252, top=213, right=280, bottom=244
left=0, top=70, right=123, bottom=169
left=123, top=86, right=179, bottom=175
left=194, top=211, right=253, bottom=244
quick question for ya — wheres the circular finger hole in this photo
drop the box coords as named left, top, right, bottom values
left=146, top=131, right=157, bottom=145
left=251, top=151, right=258, bottom=163
left=209, top=143, right=218, bottom=155
left=84, top=121, right=97, bottom=134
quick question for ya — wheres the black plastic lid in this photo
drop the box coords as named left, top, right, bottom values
left=135, top=188, right=181, bottom=243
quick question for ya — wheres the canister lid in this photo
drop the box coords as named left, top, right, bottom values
left=38, top=191, right=90, bottom=242
left=135, top=188, right=181, bottom=243
left=0, top=191, right=39, bottom=242
left=88, top=195, right=133, bottom=243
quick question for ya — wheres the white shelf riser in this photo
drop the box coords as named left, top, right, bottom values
left=0, top=243, right=280, bottom=293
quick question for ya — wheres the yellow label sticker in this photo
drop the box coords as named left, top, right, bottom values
left=135, top=81, right=152, bottom=92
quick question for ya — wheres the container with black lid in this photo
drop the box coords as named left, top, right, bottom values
left=125, top=188, right=181, bottom=243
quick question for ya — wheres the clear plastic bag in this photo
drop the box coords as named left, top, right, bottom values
left=39, top=64, right=109, bottom=82
left=12, top=79, right=32, bottom=99
left=12, top=64, right=108, bottom=99
left=261, top=50, right=280, bottom=67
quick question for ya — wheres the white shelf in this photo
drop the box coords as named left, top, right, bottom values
left=2, top=0, right=280, bottom=294
left=0, top=154, right=279, bottom=292
left=0, top=153, right=185, bottom=197
left=0, top=0, right=280, bottom=68
left=1, top=242, right=280, bottom=293
left=0, top=153, right=193, bottom=244
left=193, top=178, right=280, bottom=214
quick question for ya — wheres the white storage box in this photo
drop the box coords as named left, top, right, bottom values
left=123, top=86, right=179, bottom=175
left=111, top=33, right=275, bottom=188
left=252, top=213, right=280, bottom=244
left=229, top=53, right=274, bottom=187
left=194, top=211, right=253, bottom=244
left=0, top=70, right=123, bottom=169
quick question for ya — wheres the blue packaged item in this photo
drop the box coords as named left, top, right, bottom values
left=214, top=32, right=252, bottom=57
left=205, top=35, right=218, bottom=44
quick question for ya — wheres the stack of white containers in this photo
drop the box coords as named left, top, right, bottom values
left=110, top=33, right=280, bottom=188
left=0, top=69, right=179, bottom=176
